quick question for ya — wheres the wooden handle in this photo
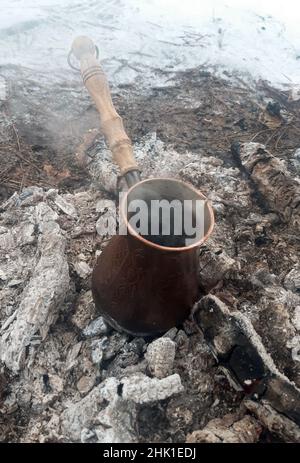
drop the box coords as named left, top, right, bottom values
left=71, top=36, right=139, bottom=176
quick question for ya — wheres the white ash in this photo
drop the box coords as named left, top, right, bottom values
left=95, top=199, right=117, bottom=237
left=71, top=291, right=95, bottom=330
left=95, top=397, right=138, bottom=443
left=0, top=192, right=70, bottom=372
left=73, top=261, right=92, bottom=279
left=80, top=428, right=97, bottom=443
left=90, top=339, right=104, bottom=365
left=61, top=377, right=137, bottom=443
left=162, top=327, right=178, bottom=340
left=89, top=133, right=252, bottom=225
left=88, top=152, right=119, bottom=194
left=287, top=336, right=300, bottom=363
left=61, top=377, right=118, bottom=441
left=76, top=374, right=97, bottom=396
left=89, top=133, right=200, bottom=194
left=0, top=391, right=18, bottom=415
left=0, top=138, right=299, bottom=443
left=51, top=191, right=78, bottom=218
left=29, top=373, right=64, bottom=409
left=145, top=337, right=176, bottom=379
left=258, top=285, right=300, bottom=374
left=121, top=373, right=183, bottom=404
left=250, top=268, right=278, bottom=288
left=66, top=341, right=83, bottom=371
left=293, top=307, right=300, bottom=332
left=284, top=268, right=300, bottom=293
left=293, top=148, right=300, bottom=172
left=198, top=240, right=239, bottom=291
left=0, top=75, right=7, bottom=102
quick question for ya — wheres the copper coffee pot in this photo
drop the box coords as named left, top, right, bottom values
left=70, top=36, right=214, bottom=336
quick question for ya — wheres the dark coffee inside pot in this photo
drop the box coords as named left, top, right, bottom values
left=125, top=179, right=209, bottom=248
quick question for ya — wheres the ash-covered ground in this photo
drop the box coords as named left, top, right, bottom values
left=0, top=66, right=299, bottom=442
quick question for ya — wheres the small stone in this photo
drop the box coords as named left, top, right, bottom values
left=90, top=339, right=104, bottom=365
left=74, top=261, right=92, bottom=279
left=77, top=374, right=96, bottom=395
left=145, top=337, right=176, bottom=378
left=83, top=316, right=110, bottom=338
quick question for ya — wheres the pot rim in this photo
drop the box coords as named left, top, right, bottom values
left=120, top=177, right=215, bottom=252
